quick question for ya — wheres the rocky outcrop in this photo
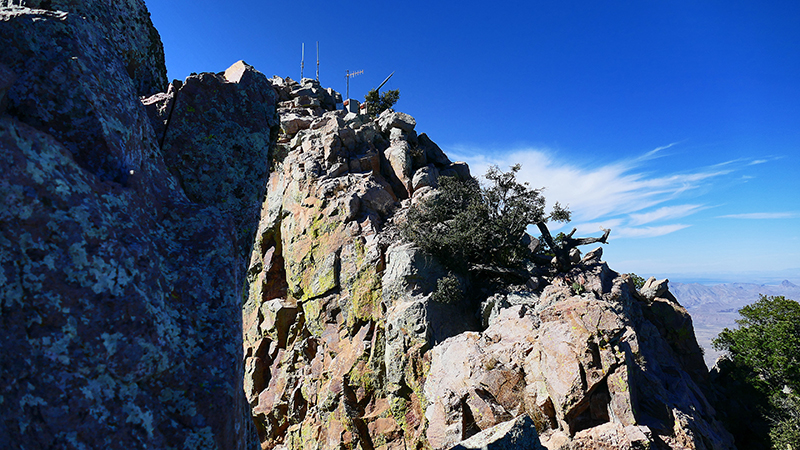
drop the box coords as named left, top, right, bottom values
left=0, top=1, right=277, bottom=448
left=242, top=75, right=473, bottom=449
left=244, top=78, right=733, bottom=449
left=424, top=264, right=732, bottom=450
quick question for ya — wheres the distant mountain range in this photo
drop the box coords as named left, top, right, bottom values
left=670, top=280, right=800, bottom=368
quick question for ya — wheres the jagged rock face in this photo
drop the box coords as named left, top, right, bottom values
left=1, top=0, right=168, bottom=97
left=426, top=262, right=733, bottom=450
left=244, top=82, right=474, bottom=449
left=1, top=1, right=277, bottom=448
left=144, top=61, right=279, bottom=262
left=245, top=81, right=733, bottom=450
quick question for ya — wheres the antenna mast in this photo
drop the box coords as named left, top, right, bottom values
left=316, top=41, right=320, bottom=81
left=301, top=43, right=305, bottom=80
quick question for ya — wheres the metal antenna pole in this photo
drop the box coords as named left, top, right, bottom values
left=301, top=43, right=304, bottom=80
left=316, top=41, right=319, bottom=81
left=376, top=71, right=395, bottom=92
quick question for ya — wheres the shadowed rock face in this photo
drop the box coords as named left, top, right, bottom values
left=0, top=1, right=277, bottom=448
left=1, top=0, right=168, bottom=97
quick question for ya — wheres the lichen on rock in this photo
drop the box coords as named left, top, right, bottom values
left=0, top=1, right=279, bottom=448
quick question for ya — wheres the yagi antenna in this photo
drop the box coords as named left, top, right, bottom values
left=345, top=69, right=363, bottom=99
left=301, top=43, right=305, bottom=80
left=316, top=41, right=320, bottom=81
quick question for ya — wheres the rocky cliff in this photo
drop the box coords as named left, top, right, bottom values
left=1, top=1, right=736, bottom=449
left=1, top=1, right=277, bottom=448
left=243, top=83, right=735, bottom=449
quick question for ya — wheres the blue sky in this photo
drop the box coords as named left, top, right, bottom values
left=147, top=0, right=800, bottom=283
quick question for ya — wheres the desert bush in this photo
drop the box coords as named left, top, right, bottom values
left=364, top=89, right=400, bottom=118
left=713, top=295, right=800, bottom=449
left=402, top=164, right=569, bottom=278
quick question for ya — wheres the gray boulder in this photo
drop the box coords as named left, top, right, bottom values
left=378, top=110, right=416, bottom=133
left=448, top=415, right=545, bottom=450
left=382, top=243, right=448, bottom=302
left=640, top=276, right=670, bottom=301
left=419, top=132, right=451, bottom=166
left=441, top=161, right=472, bottom=181
left=412, top=165, right=440, bottom=191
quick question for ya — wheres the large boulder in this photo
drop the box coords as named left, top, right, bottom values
left=148, top=60, right=279, bottom=261
left=0, top=7, right=169, bottom=188
left=449, top=415, right=545, bottom=450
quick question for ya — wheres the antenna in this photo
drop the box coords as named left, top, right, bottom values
left=345, top=69, right=363, bottom=99
left=376, top=71, right=395, bottom=92
left=316, top=41, right=320, bottom=81
left=301, top=43, right=305, bottom=80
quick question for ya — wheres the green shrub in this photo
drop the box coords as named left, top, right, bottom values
left=713, top=295, right=800, bottom=449
left=628, top=273, right=646, bottom=290
left=364, top=89, right=400, bottom=118
left=401, top=164, right=569, bottom=279
left=431, top=274, right=464, bottom=304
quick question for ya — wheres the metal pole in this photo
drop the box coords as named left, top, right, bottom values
left=376, top=71, right=395, bottom=92
left=346, top=70, right=349, bottom=99
left=301, top=43, right=304, bottom=80
left=316, top=41, right=319, bottom=81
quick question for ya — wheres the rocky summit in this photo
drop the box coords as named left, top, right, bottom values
left=1, top=1, right=736, bottom=449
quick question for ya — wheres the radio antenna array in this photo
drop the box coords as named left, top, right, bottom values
left=345, top=69, right=363, bottom=99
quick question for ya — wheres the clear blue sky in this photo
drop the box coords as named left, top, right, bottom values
left=147, top=0, right=800, bottom=283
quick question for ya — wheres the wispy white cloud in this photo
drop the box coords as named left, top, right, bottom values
left=614, top=224, right=692, bottom=238
left=451, top=145, right=727, bottom=223
left=718, top=212, right=799, bottom=219
left=447, top=143, right=767, bottom=240
left=628, top=204, right=707, bottom=226
left=636, top=141, right=681, bottom=161
left=749, top=159, right=768, bottom=165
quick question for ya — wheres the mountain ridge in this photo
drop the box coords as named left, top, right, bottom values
left=0, top=0, right=741, bottom=448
